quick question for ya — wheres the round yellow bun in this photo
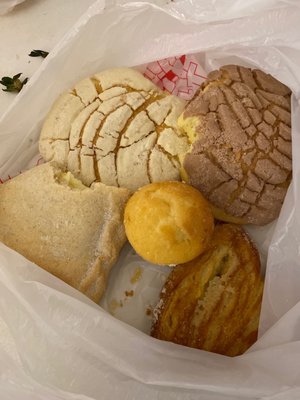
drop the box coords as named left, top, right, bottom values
left=124, top=181, right=214, bottom=265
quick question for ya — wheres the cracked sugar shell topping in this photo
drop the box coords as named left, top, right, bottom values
left=178, top=64, right=292, bottom=225
left=39, top=68, right=189, bottom=191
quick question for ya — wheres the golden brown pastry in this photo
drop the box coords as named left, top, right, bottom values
left=39, top=68, right=189, bottom=191
left=178, top=65, right=292, bottom=225
left=0, top=162, right=130, bottom=302
left=124, top=181, right=214, bottom=265
left=151, top=224, right=264, bottom=356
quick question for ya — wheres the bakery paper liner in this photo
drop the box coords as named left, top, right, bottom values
left=143, top=54, right=207, bottom=99
left=0, top=1, right=300, bottom=399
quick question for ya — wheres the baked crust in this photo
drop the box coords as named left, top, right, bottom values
left=151, top=223, right=263, bottom=356
left=124, top=181, right=214, bottom=265
left=0, top=162, right=130, bottom=302
left=39, top=68, right=188, bottom=191
left=178, top=65, right=292, bottom=225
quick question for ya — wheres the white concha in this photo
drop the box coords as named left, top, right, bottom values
left=39, top=68, right=189, bottom=191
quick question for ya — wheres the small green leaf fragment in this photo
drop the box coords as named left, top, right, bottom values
left=13, top=73, right=22, bottom=80
left=0, top=73, right=29, bottom=93
left=29, top=49, right=49, bottom=58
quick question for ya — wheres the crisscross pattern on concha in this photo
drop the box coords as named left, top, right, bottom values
left=179, top=65, right=292, bottom=225
left=39, top=68, right=188, bottom=191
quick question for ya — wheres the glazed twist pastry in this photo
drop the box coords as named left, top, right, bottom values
left=151, top=223, right=264, bottom=356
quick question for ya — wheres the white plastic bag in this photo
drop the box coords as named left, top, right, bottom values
left=1, top=1, right=300, bottom=399
left=0, top=0, right=26, bottom=15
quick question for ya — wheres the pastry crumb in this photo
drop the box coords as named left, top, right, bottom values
left=125, top=289, right=134, bottom=297
left=130, top=266, right=142, bottom=284
left=146, top=306, right=153, bottom=317
left=108, top=298, right=123, bottom=314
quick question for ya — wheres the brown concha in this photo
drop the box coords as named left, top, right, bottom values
left=178, top=65, right=292, bottom=225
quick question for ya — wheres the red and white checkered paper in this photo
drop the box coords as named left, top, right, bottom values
left=143, top=54, right=207, bottom=100
left=0, top=154, right=44, bottom=184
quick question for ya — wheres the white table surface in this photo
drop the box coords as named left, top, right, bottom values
left=0, top=0, right=95, bottom=118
